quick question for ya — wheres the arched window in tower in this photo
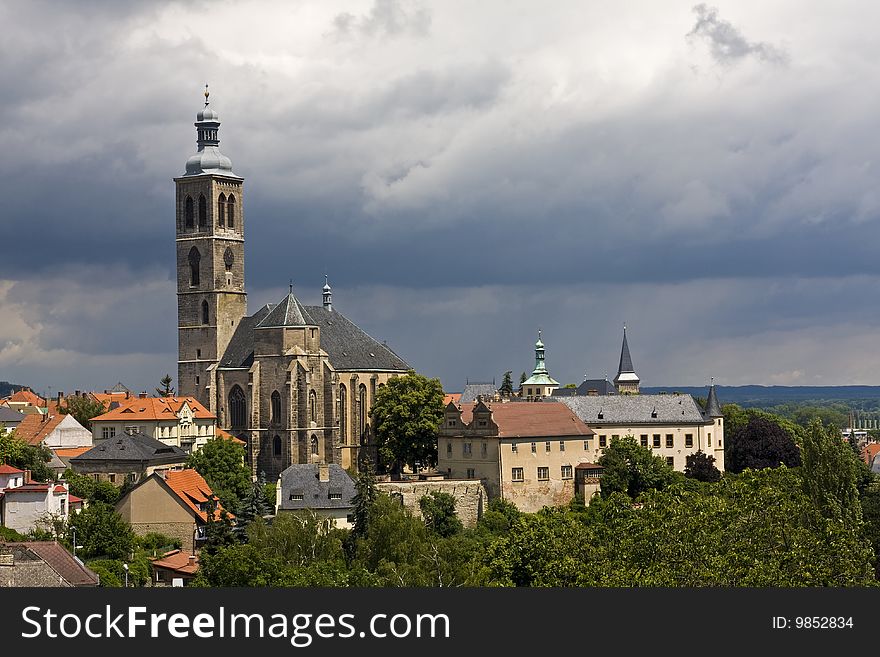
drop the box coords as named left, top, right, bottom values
left=271, top=390, right=281, bottom=424
left=198, top=194, right=207, bottom=229
left=309, top=390, right=318, bottom=423
left=201, top=300, right=209, bottom=325
left=224, top=247, right=234, bottom=272
left=184, top=196, right=194, bottom=229
left=229, top=385, right=247, bottom=429
left=227, top=194, right=235, bottom=228
left=273, top=435, right=282, bottom=457
left=338, top=385, right=347, bottom=443
left=311, top=435, right=319, bottom=456
left=188, top=247, right=201, bottom=287
left=217, top=193, right=226, bottom=227
left=358, top=384, right=367, bottom=438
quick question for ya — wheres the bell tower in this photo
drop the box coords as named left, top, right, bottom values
left=175, top=86, right=247, bottom=409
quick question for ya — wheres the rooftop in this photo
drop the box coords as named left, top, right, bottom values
left=455, top=401, right=594, bottom=438
left=91, top=396, right=215, bottom=423
left=278, top=464, right=356, bottom=511
left=553, top=394, right=710, bottom=425
left=71, top=433, right=188, bottom=464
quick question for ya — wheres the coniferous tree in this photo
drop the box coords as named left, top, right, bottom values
left=155, top=374, right=175, bottom=397
left=499, top=371, right=514, bottom=397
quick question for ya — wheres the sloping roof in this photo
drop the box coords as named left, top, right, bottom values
left=305, top=306, right=411, bottom=371
left=617, top=329, right=636, bottom=375
left=91, top=396, right=215, bottom=422
left=862, top=443, right=880, bottom=466
left=1, top=542, right=99, bottom=586
left=53, top=446, right=93, bottom=460
left=278, top=464, right=356, bottom=511
left=0, top=464, right=24, bottom=475
left=0, top=407, right=24, bottom=424
left=71, top=433, right=188, bottom=465
left=444, top=393, right=462, bottom=406
left=554, top=394, right=710, bottom=426
left=576, top=379, right=618, bottom=396
left=460, top=383, right=497, bottom=403
left=150, top=549, right=199, bottom=575
left=14, top=413, right=67, bottom=446
left=704, top=385, right=723, bottom=417
left=5, top=389, right=46, bottom=406
left=218, top=304, right=273, bottom=368
left=457, top=402, right=594, bottom=438
left=162, top=470, right=227, bottom=522
left=256, top=292, right=315, bottom=328
left=216, top=427, right=246, bottom=446
left=522, top=372, right=560, bottom=386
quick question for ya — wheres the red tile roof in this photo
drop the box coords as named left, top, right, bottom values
left=7, top=541, right=100, bottom=586
left=92, top=396, right=216, bottom=422
left=151, top=549, right=199, bottom=575
left=163, top=470, right=228, bottom=522
left=216, top=427, right=246, bottom=446
left=53, top=446, right=93, bottom=460
left=14, top=413, right=66, bottom=446
left=862, top=443, right=880, bottom=465
left=457, top=402, right=594, bottom=438
left=444, top=393, right=462, bottom=406
left=0, top=464, right=24, bottom=475
left=5, top=389, right=46, bottom=406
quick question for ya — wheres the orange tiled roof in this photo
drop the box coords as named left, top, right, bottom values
left=862, top=443, right=880, bottom=465
left=150, top=549, right=199, bottom=575
left=54, top=446, right=93, bottom=460
left=163, top=469, right=228, bottom=523
left=14, top=413, right=66, bottom=446
left=92, top=396, right=216, bottom=423
left=216, top=428, right=246, bottom=446
left=444, top=393, right=462, bottom=406
left=0, top=464, right=24, bottom=475
left=89, top=392, right=129, bottom=408
left=5, top=389, right=46, bottom=406
left=456, top=402, right=594, bottom=438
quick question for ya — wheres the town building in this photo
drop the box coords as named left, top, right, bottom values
left=150, top=549, right=199, bottom=587
left=1, top=388, right=46, bottom=411
left=0, top=407, right=24, bottom=434
left=14, top=411, right=92, bottom=450
left=521, top=332, right=560, bottom=401
left=90, top=394, right=216, bottom=453
left=0, top=541, right=99, bottom=587
left=116, top=469, right=226, bottom=553
left=69, top=433, right=189, bottom=486
left=173, top=92, right=410, bottom=478
left=0, top=464, right=25, bottom=491
left=437, top=399, right=595, bottom=512
left=276, top=463, right=356, bottom=529
left=0, top=481, right=71, bottom=535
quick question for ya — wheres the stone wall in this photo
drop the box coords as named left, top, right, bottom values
left=130, top=521, right=198, bottom=554
left=377, top=480, right=487, bottom=528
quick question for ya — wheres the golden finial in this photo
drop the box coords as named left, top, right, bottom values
left=204, top=83, right=210, bottom=107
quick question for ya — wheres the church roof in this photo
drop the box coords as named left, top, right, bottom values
left=617, top=328, right=636, bottom=375
left=256, top=292, right=315, bottom=328
left=553, top=394, right=710, bottom=426
left=218, top=305, right=273, bottom=368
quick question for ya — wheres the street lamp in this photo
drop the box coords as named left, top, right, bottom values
left=71, top=527, right=84, bottom=558
left=123, top=563, right=129, bottom=588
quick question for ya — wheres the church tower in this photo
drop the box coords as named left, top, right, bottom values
left=613, top=325, right=640, bottom=394
left=175, top=87, right=247, bottom=408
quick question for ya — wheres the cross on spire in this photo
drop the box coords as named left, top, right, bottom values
left=204, top=83, right=210, bottom=107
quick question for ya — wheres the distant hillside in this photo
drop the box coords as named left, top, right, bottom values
left=642, top=385, right=880, bottom=406
left=0, top=381, right=29, bottom=398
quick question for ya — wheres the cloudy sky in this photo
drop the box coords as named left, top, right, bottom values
left=3, top=0, right=880, bottom=396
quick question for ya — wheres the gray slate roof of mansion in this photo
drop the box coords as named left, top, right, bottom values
left=460, top=383, right=498, bottom=403
left=552, top=394, right=712, bottom=426
left=277, top=463, right=356, bottom=511
left=71, top=433, right=188, bottom=464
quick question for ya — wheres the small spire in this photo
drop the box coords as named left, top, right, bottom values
left=322, top=275, right=333, bottom=311
left=204, top=83, right=210, bottom=107
left=289, top=279, right=293, bottom=294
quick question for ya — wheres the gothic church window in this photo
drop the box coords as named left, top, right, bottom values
left=227, top=194, right=235, bottom=228
left=311, top=435, right=318, bottom=455
left=201, top=300, right=209, bottom=325
left=218, top=193, right=226, bottom=227
left=184, top=196, right=194, bottom=229
left=358, top=384, right=367, bottom=438
left=309, top=390, right=318, bottom=422
left=188, top=247, right=201, bottom=287
left=338, top=385, right=347, bottom=442
left=273, top=435, right=281, bottom=457
left=198, top=194, right=207, bottom=228
left=271, top=391, right=281, bottom=424
left=229, top=386, right=246, bottom=429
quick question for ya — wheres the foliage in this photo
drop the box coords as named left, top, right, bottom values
left=137, top=532, right=182, bottom=554
left=419, top=490, right=463, bottom=538
left=67, top=502, right=135, bottom=560
left=202, top=499, right=238, bottom=556
left=88, top=555, right=150, bottom=588
left=725, top=412, right=801, bottom=473
left=350, top=466, right=377, bottom=540
left=499, top=371, right=514, bottom=397
left=370, top=370, right=445, bottom=474
left=684, top=450, right=721, bottom=483
left=59, top=395, right=107, bottom=431
left=186, top=437, right=252, bottom=512
left=155, top=374, right=175, bottom=397
left=237, top=471, right=273, bottom=525
left=597, top=435, right=677, bottom=498
left=0, top=526, right=27, bottom=542
left=248, top=512, right=347, bottom=567
left=62, top=469, right=119, bottom=503
left=519, top=372, right=527, bottom=390
left=859, top=485, right=880, bottom=579
left=0, top=431, right=53, bottom=482
left=800, top=419, right=862, bottom=525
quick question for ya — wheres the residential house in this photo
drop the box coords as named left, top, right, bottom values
left=14, top=411, right=92, bottom=450
left=0, top=481, right=70, bottom=535
left=90, top=394, right=217, bottom=454
left=438, top=399, right=595, bottom=512
left=0, top=407, right=24, bottom=434
left=0, top=541, right=99, bottom=587
left=150, top=549, right=199, bottom=587
left=69, top=433, right=188, bottom=487
left=1, top=388, right=46, bottom=411
left=276, top=463, right=356, bottom=529
left=116, top=469, right=227, bottom=553
left=0, top=464, right=25, bottom=491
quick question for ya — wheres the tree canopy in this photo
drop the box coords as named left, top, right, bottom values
left=60, top=395, right=107, bottom=431
left=726, top=412, right=802, bottom=473
left=186, top=437, right=252, bottom=512
left=684, top=450, right=721, bottom=483
left=597, top=435, right=677, bottom=498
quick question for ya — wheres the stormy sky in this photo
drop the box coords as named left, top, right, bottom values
left=3, top=0, right=880, bottom=396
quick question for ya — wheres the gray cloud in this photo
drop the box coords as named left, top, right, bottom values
left=332, top=0, right=431, bottom=38
left=687, top=3, right=788, bottom=66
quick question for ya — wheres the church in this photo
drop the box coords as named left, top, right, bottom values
left=174, top=90, right=411, bottom=478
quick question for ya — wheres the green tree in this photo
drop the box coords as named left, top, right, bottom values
left=726, top=414, right=801, bottom=474
left=684, top=450, right=721, bottom=483
left=419, top=491, right=463, bottom=538
left=800, top=419, right=862, bottom=525
left=598, top=435, right=677, bottom=498
left=59, top=395, right=107, bottom=431
left=67, top=502, right=135, bottom=560
left=186, top=437, right=252, bottom=511
left=0, top=431, right=53, bottom=482
left=519, top=372, right=527, bottom=391
left=370, top=370, right=445, bottom=474
left=155, top=374, right=175, bottom=397
left=202, top=498, right=238, bottom=556
left=350, top=466, right=377, bottom=539
left=499, top=371, right=514, bottom=397
left=237, top=471, right=272, bottom=525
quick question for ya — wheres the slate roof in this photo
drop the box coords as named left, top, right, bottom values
left=617, top=329, right=636, bottom=375
left=551, top=387, right=578, bottom=397
left=71, top=433, right=188, bottom=465
left=576, top=379, right=618, bottom=396
left=256, top=291, right=314, bottom=328
left=0, top=407, right=24, bottom=425
left=218, top=304, right=273, bottom=368
left=460, top=383, right=497, bottom=403
left=704, top=385, right=723, bottom=417
left=278, top=463, right=356, bottom=511
left=0, top=542, right=100, bottom=586
left=553, top=394, right=710, bottom=426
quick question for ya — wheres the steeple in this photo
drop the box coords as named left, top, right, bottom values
left=521, top=329, right=559, bottom=400
left=613, top=324, right=640, bottom=394
left=533, top=329, right=546, bottom=373
left=184, top=85, right=240, bottom=178
left=704, top=379, right=723, bottom=418
left=323, top=275, right=333, bottom=311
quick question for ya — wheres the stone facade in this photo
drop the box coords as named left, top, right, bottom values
left=377, top=480, right=487, bottom=528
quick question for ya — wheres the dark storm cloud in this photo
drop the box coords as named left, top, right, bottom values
left=687, top=4, right=788, bottom=65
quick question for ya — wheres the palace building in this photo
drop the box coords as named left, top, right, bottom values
left=174, top=90, right=410, bottom=478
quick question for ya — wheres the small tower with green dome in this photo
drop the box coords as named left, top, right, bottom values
left=521, top=330, right=560, bottom=400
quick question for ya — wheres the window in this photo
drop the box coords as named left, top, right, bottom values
left=338, top=385, right=347, bottom=442
left=124, top=425, right=139, bottom=435
left=708, top=433, right=712, bottom=443
left=198, top=194, right=207, bottom=228
left=511, top=442, right=518, bottom=453
left=599, top=435, right=607, bottom=448
left=666, top=457, right=674, bottom=467
left=478, top=420, right=487, bottom=427
left=184, top=196, right=194, bottom=229
left=511, top=467, right=524, bottom=482
left=640, top=434, right=648, bottom=447
left=358, top=384, right=367, bottom=438
left=229, top=385, right=247, bottom=429
left=273, top=435, right=281, bottom=457
left=448, top=420, right=455, bottom=427
left=545, top=441, right=551, bottom=453
left=218, top=193, right=226, bottom=227
left=653, top=434, right=661, bottom=448
left=224, top=247, right=234, bottom=271
left=584, top=440, right=589, bottom=451
left=290, top=491, right=303, bottom=501
left=129, top=472, right=138, bottom=482
left=227, top=194, right=235, bottom=228
left=271, top=391, right=282, bottom=424
left=201, top=300, right=209, bottom=325
left=329, top=490, right=342, bottom=500
left=102, top=426, right=115, bottom=440
left=685, top=434, right=693, bottom=448
left=108, top=474, right=116, bottom=484
left=309, top=390, right=318, bottom=422
left=196, top=376, right=200, bottom=386
left=463, top=442, right=472, bottom=455
left=466, top=468, right=475, bottom=479
left=311, top=435, right=319, bottom=455
left=561, top=465, right=573, bottom=479
left=197, top=349, right=201, bottom=359
left=666, top=434, right=674, bottom=448
left=481, top=442, right=487, bottom=457
left=531, top=442, right=537, bottom=453
left=188, top=247, right=201, bottom=287
left=537, top=467, right=549, bottom=481
left=559, top=441, right=565, bottom=452
left=446, top=442, right=452, bottom=454
left=92, top=474, right=100, bottom=482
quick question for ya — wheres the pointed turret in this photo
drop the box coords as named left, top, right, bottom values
left=613, top=324, right=640, bottom=394
left=521, top=330, right=560, bottom=400
left=322, top=275, right=333, bottom=312
left=704, top=381, right=723, bottom=418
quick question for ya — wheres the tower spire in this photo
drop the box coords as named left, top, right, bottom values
left=613, top=324, right=640, bottom=394
left=204, top=83, right=210, bottom=107
left=323, top=275, right=333, bottom=311
left=183, top=85, right=239, bottom=177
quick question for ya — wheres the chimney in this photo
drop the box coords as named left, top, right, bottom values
left=188, top=555, right=197, bottom=566
left=57, top=391, right=64, bottom=405
left=24, top=469, right=31, bottom=484
left=318, top=464, right=330, bottom=482
left=125, top=391, right=130, bottom=399
left=139, top=392, right=148, bottom=399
